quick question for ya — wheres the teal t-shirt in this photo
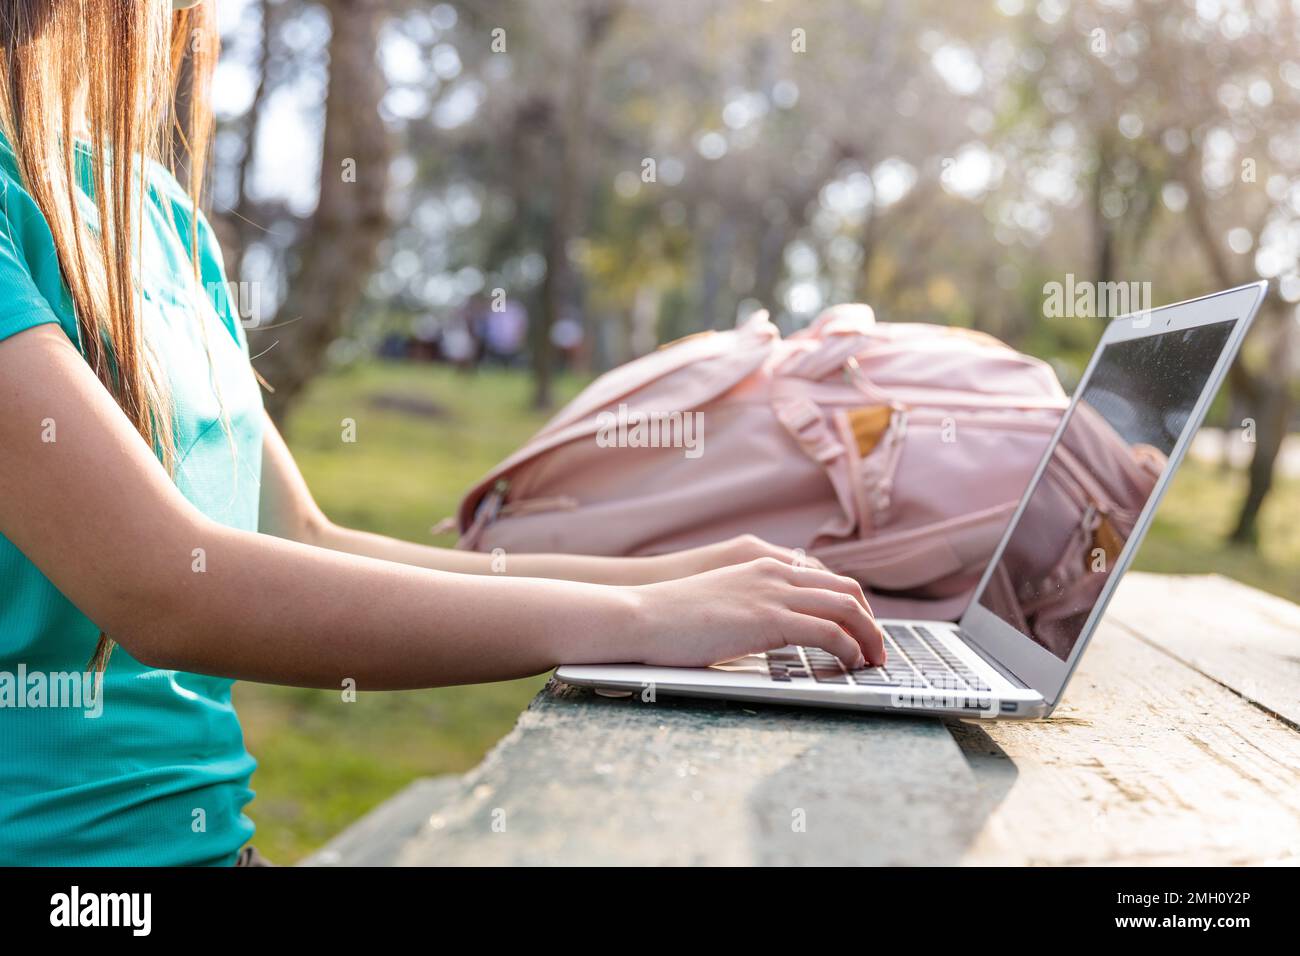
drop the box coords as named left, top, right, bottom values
left=0, top=134, right=263, bottom=866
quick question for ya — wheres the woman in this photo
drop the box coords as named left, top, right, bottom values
left=0, top=0, right=883, bottom=866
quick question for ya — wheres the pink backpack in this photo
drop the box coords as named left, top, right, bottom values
left=452, top=304, right=1153, bottom=621
left=979, top=400, right=1165, bottom=654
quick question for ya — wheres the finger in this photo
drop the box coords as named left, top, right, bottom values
left=755, top=540, right=800, bottom=562
left=782, top=612, right=866, bottom=669
left=779, top=563, right=872, bottom=611
left=776, top=546, right=827, bottom=572
left=752, top=557, right=879, bottom=629
left=783, top=587, right=885, bottom=666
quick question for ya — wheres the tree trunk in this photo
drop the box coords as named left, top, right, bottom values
left=1229, top=379, right=1289, bottom=545
left=532, top=2, right=619, bottom=409
left=1230, top=297, right=1294, bottom=544
left=534, top=214, right=564, bottom=410
left=223, top=0, right=277, bottom=284
left=1090, top=134, right=1117, bottom=335
left=248, top=0, right=391, bottom=427
left=1181, top=154, right=1289, bottom=549
left=854, top=197, right=878, bottom=304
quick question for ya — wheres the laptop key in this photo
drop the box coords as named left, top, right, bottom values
left=762, top=635, right=998, bottom=696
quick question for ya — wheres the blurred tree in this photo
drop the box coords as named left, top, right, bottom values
left=252, top=0, right=390, bottom=423
left=213, top=0, right=391, bottom=426
left=208, top=0, right=1298, bottom=532
left=531, top=1, right=622, bottom=409
left=1008, top=0, right=1300, bottom=546
left=221, top=0, right=281, bottom=285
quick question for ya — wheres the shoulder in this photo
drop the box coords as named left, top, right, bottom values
left=0, top=128, right=22, bottom=187
left=0, top=134, right=79, bottom=347
left=0, top=135, right=46, bottom=254
left=144, top=158, right=247, bottom=347
left=144, top=156, right=213, bottom=244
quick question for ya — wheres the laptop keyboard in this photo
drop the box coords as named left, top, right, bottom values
left=764, top=624, right=991, bottom=691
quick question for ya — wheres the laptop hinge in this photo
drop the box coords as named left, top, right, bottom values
left=956, top=629, right=1033, bottom=690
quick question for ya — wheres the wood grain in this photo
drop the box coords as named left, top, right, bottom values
left=1107, top=572, right=1300, bottom=728
left=394, top=681, right=984, bottom=866
left=307, top=572, right=1300, bottom=866
left=953, top=574, right=1300, bottom=864
left=300, top=777, right=461, bottom=867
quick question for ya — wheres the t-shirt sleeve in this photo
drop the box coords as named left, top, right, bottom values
left=0, top=176, right=65, bottom=346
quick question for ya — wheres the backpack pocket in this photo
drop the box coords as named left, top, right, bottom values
left=835, top=405, right=1059, bottom=538
left=812, top=501, right=1017, bottom=592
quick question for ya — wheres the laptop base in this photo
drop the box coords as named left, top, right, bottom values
left=556, top=619, right=1050, bottom=720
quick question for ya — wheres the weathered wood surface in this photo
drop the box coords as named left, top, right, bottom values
left=1106, top=573, right=1300, bottom=729
left=308, top=572, right=1300, bottom=866
left=953, top=577, right=1300, bottom=865
left=300, top=777, right=460, bottom=867
left=390, top=683, right=982, bottom=866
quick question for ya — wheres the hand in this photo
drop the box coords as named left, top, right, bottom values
left=631, top=557, right=885, bottom=669
left=654, top=533, right=828, bottom=581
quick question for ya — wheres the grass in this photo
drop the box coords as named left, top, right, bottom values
left=237, top=360, right=1300, bottom=862
left=1133, top=456, right=1300, bottom=601
left=235, top=361, right=583, bottom=864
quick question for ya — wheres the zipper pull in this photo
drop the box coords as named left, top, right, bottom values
left=483, top=479, right=510, bottom=522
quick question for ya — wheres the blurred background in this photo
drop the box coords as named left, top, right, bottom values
left=204, top=0, right=1300, bottom=860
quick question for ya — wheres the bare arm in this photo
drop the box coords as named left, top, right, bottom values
left=258, top=410, right=822, bottom=584
left=0, top=327, right=882, bottom=690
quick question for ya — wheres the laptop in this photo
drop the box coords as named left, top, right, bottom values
left=556, top=282, right=1266, bottom=719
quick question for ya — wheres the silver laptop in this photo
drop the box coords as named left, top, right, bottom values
left=557, top=282, right=1266, bottom=719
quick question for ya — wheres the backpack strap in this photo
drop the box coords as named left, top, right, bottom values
left=772, top=394, right=846, bottom=464
left=770, top=379, right=863, bottom=542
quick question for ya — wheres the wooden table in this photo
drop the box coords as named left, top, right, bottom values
left=303, top=572, right=1300, bottom=866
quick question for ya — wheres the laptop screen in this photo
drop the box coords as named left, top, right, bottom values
left=975, top=319, right=1236, bottom=660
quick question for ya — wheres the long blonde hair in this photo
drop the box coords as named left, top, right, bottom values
left=0, top=1, right=220, bottom=670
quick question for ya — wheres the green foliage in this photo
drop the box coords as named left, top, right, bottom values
left=1135, top=458, right=1300, bottom=603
